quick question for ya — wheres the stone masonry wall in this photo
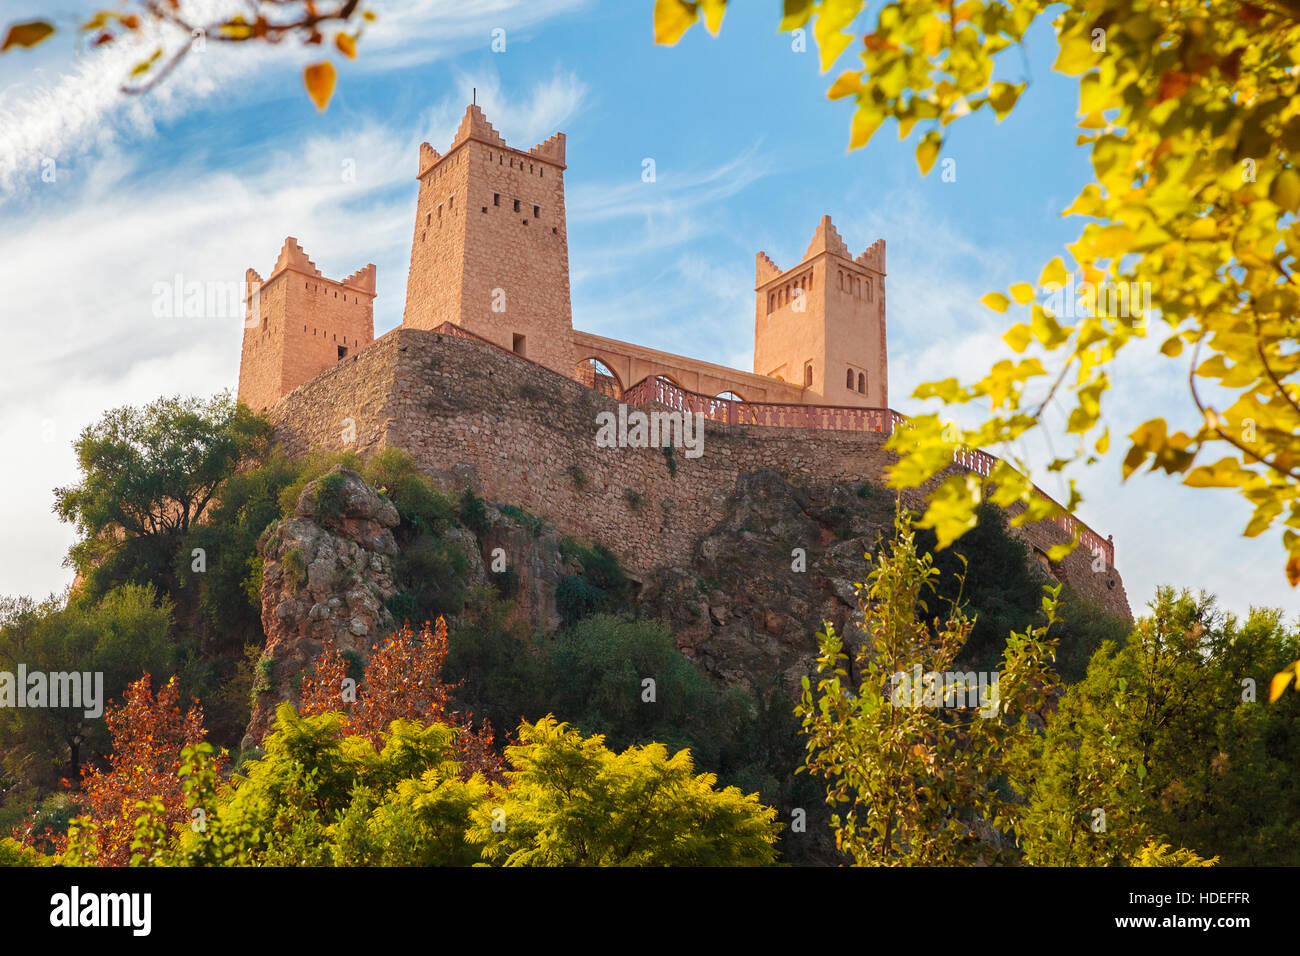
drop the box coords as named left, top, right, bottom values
left=268, top=328, right=1132, bottom=623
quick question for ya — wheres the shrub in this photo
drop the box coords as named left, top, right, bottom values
left=556, top=574, right=605, bottom=629
left=363, top=448, right=456, bottom=533
left=458, top=488, right=490, bottom=538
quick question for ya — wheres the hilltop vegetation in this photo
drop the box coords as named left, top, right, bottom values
left=1, top=392, right=1297, bottom=866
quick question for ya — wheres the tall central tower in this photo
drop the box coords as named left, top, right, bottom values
left=402, top=104, right=576, bottom=376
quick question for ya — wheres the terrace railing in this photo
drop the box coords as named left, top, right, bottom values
left=621, top=374, right=1114, bottom=567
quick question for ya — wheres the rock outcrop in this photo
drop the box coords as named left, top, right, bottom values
left=642, top=470, right=898, bottom=693
left=246, top=467, right=400, bottom=741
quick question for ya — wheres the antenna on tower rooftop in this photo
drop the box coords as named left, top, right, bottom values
left=472, top=87, right=476, bottom=106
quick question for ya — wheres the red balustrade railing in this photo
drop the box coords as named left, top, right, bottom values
left=622, top=374, right=1114, bottom=567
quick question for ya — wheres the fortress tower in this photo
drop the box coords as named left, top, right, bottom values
left=753, top=216, right=888, bottom=408
left=236, top=238, right=376, bottom=412
left=402, top=104, right=576, bottom=376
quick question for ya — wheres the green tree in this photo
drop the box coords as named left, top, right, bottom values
left=797, top=507, right=1060, bottom=865
left=0, top=584, right=174, bottom=787
left=53, top=393, right=270, bottom=604
left=1022, top=589, right=1300, bottom=865
left=470, top=716, right=780, bottom=866
left=122, top=705, right=779, bottom=867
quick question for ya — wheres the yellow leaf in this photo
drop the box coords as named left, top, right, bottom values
left=130, top=48, right=162, bottom=77
left=1289, top=554, right=1300, bottom=587
left=1053, top=32, right=1096, bottom=75
left=700, top=0, right=726, bottom=35
left=1270, top=168, right=1300, bottom=214
left=1159, top=335, right=1183, bottom=357
left=1039, top=257, right=1068, bottom=288
left=1003, top=323, right=1033, bottom=352
left=916, top=131, right=941, bottom=175
left=335, top=33, right=357, bottom=60
left=849, top=104, right=884, bottom=149
left=1269, top=668, right=1294, bottom=702
left=1009, top=283, right=1035, bottom=304
left=1, top=19, right=55, bottom=52
left=1046, top=542, right=1074, bottom=561
left=922, top=18, right=944, bottom=58
left=816, top=28, right=854, bottom=73
left=304, top=61, right=337, bottom=112
left=827, top=70, right=861, bottom=100
left=653, top=0, right=698, bottom=45
left=981, top=292, right=1010, bottom=313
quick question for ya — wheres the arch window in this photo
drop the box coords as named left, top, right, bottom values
left=858, top=372, right=866, bottom=393
left=575, top=357, right=622, bottom=398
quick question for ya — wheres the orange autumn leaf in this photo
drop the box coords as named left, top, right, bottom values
left=303, top=60, right=336, bottom=111
left=1, top=19, right=55, bottom=52
left=1156, top=70, right=1192, bottom=102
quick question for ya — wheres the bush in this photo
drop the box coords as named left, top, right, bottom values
left=556, top=574, right=605, bottom=629
left=363, top=448, right=456, bottom=533
left=277, top=450, right=364, bottom=516
left=458, top=489, right=490, bottom=538
left=497, top=504, right=544, bottom=537
left=390, top=535, right=469, bottom=622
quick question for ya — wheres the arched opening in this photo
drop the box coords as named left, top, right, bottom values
left=804, top=362, right=814, bottom=388
left=857, top=372, right=865, bottom=393
left=846, top=368, right=854, bottom=389
left=716, top=390, right=745, bottom=402
left=575, top=357, right=622, bottom=398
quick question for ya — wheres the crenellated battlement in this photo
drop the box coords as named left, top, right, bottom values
left=802, top=214, right=852, bottom=261
left=452, top=103, right=507, bottom=150
left=528, top=131, right=567, bottom=168
left=755, top=251, right=782, bottom=286
left=856, top=237, right=886, bottom=274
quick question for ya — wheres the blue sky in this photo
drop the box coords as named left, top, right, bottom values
left=0, top=0, right=1292, bottom=622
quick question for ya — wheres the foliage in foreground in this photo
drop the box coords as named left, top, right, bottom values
left=797, top=508, right=1060, bottom=865
left=85, top=706, right=781, bottom=867
left=1022, top=590, right=1300, bottom=866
